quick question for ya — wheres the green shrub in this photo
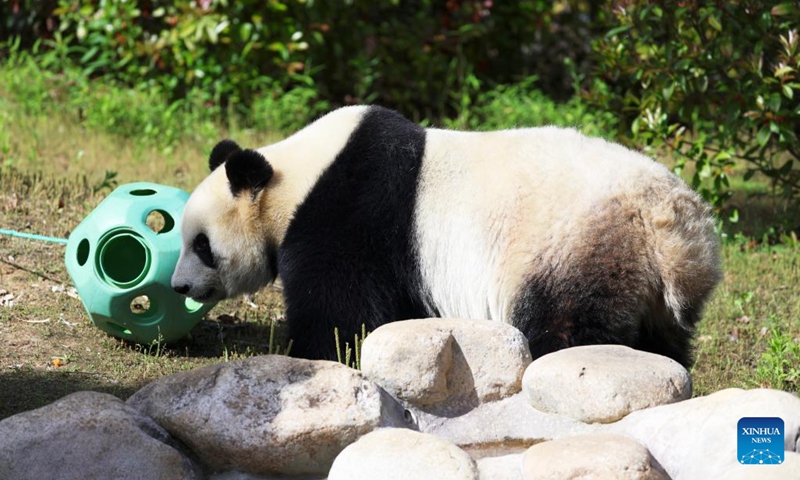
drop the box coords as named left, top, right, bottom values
left=2, top=1, right=602, bottom=123
left=586, top=1, right=800, bottom=214
left=755, top=326, right=800, bottom=391
left=446, top=77, right=619, bottom=138
left=49, top=0, right=304, bottom=113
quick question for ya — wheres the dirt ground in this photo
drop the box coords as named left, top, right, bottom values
left=0, top=170, right=287, bottom=419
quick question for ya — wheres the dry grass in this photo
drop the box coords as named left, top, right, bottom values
left=0, top=91, right=289, bottom=419
left=0, top=167, right=290, bottom=419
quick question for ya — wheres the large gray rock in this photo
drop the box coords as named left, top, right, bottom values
left=127, top=355, right=409, bottom=477
left=361, top=318, right=532, bottom=414
left=0, top=391, right=201, bottom=480
left=523, top=345, right=691, bottom=423
left=607, top=388, right=800, bottom=479
left=521, top=433, right=668, bottom=480
left=328, top=428, right=479, bottom=480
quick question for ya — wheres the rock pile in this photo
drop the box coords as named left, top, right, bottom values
left=1, top=318, right=799, bottom=480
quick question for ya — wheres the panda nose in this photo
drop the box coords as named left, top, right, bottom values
left=173, top=284, right=191, bottom=295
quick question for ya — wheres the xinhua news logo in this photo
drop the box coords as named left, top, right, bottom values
left=738, top=417, right=784, bottom=465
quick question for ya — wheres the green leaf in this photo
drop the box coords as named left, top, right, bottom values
left=774, top=65, right=795, bottom=77
left=713, top=150, right=732, bottom=162
left=771, top=2, right=798, bottom=15
left=239, top=23, right=253, bottom=42
left=708, top=14, right=722, bottom=32
left=663, top=82, right=676, bottom=101
left=782, top=84, right=794, bottom=99
left=80, top=46, right=99, bottom=63
left=606, top=25, right=632, bottom=38
left=769, top=93, right=781, bottom=112
left=757, top=125, right=771, bottom=146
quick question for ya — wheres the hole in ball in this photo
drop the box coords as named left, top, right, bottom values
left=76, top=239, right=90, bottom=266
left=130, top=295, right=152, bottom=315
left=97, top=232, right=149, bottom=287
left=130, top=188, right=156, bottom=196
left=145, top=210, right=174, bottom=234
left=185, top=297, right=204, bottom=313
left=105, top=322, right=133, bottom=336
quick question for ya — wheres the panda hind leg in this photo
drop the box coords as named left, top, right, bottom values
left=634, top=305, right=699, bottom=368
left=511, top=276, right=643, bottom=362
left=511, top=198, right=669, bottom=363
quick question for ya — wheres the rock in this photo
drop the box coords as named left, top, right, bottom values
left=418, top=393, right=593, bottom=449
left=126, top=355, right=410, bottom=477
left=523, top=345, right=691, bottom=423
left=361, top=318, right=532, bottom=414
left=521, top=433, right=668, bottom=480
left=476, top=454, right=523, bottom=480
left=328, top=428, right=479, bottom=480
left=210, top=471, right=323, bottom=480
left=0, top=391, right=201, bottom=480
left=606, top=388, right=800, bottom=479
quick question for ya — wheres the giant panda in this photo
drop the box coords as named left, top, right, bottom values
left=171, top=105, right=721, bottom=367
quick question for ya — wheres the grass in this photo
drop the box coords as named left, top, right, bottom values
left=693, top=238, right=800, bottom=395
left=0, top=59, right=798, bottom=420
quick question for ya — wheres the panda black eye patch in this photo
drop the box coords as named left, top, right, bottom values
left=193, top=233, right=216, bottom=268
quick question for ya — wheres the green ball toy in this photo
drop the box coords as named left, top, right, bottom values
left=65, top=182, right=215, bottom=344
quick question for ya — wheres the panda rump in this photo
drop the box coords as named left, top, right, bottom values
left=173, top=105, right=721, bottom=367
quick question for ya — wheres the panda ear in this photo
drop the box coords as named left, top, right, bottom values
left=209, top=139, right=241, bottom=171
left=225, top=149, right=274, bottom=198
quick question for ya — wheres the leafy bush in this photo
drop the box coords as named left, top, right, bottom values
left=586, top=1, right=800, bottom=214
left=1, top=1, right=602, bottom=123
left=49, top=0, right=305, bottom=114
left=446, top=77, right=618, bottom=138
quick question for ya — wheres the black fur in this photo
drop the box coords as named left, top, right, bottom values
left=513, top=273, right=694, bottom=368
left=209, top=139, right=241, bottom=171
left=225, top=149, right=274, bottom=197
left=511, top=266, right=640, bottom=360
left=193, top=233, right=215, bottom=269
left=278, top=106, right=430, bottom=360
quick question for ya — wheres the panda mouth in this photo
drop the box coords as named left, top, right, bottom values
left=194, top=288, right=217, bottom=303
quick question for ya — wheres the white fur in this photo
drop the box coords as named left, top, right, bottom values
left=414, top=126, right=692, bottom=324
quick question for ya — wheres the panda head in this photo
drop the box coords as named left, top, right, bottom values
left=171, top=140, right=278, bottom=303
